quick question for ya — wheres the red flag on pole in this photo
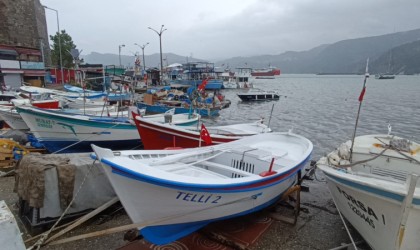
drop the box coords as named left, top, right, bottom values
left=200, top=124, right=212, bottom=145
left=358, top=86, right=366, bottom=102
left=197, top=78, right=208, bottom=91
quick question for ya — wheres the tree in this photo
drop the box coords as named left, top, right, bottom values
left=49, top=30, right=78, bottom=68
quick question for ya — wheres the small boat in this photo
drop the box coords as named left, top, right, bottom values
left=15, top=106, right=200, bottom=153
left=169, top=62, right=223, bottom=90
left=237, top=88, right=280, bottom=101
left=0, top=106, right=29, bottom=130
left=91, top=132, right=313, bottom=245
left=375, top=74, right=395, bottom=80
left=316, top=59, right=419, bottom=250
left=317, top=134, right=420, bottom=250
left=132, top=112, right=271, bottom=149
left=16, top=106, right=140, bottom=153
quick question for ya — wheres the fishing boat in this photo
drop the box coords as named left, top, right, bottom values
left=15, top=106, right=200, bottom=153
left=132, top=112, right=271, bottom=149
left=251, top=66, right=280, bottom=79
left=91, top=132, right=313, bottom=245
left=136, top=101, right=220, bottom=117
left=316, top=134, right=420, bottom=250
left=0, top=106, right=29, bottom=130
left=375, top=73, right=395, bottom=80
left=316, top=59, right=420, bottom=249
left=237, top=88, right=280, bottom=101
left=16, top=106, right=140, bottom=153
left=169, top=62, right=223, bottom=90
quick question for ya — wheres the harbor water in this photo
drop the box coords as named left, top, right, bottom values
left=212, top=74, right=420, bottom=160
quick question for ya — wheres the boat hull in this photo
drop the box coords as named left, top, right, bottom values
left=101, top=159, right=303, bottom=245
left=0, top=109, right=29, bottom=130
left=133, top=117, right=236, bottom=149
left=237, top=93, right=280, bottom=101
left=16, top=107, right=141, bottom=153
left=320, top=169, right=420, bottom=250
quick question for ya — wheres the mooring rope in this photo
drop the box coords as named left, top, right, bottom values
left=328, top=188, right=358, bottom=250
left=50, top=122, right=122, bottom=154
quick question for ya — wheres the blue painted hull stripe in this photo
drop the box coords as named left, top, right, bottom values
left=324, top=172, right=420, bottom=205
left=139, top=188, right=287, bottom=245
left=17, top=107, right=134, bottom=129
left=102, top=154, right=310, bottom=193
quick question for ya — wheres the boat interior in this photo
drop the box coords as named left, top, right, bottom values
left=123, top=145, right=290, bottom=179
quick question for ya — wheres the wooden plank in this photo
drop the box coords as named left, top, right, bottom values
left=0, top=147, right=13, bottom=154
left=0, top=160, right=15, bottom=167
left=44, top=197, right=119, bottom=244
left=0, top=152, right=13, bottom=157
left=48, top=221, right=148, bottom=246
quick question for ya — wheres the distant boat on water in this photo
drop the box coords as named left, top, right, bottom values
left=376, top=49, right=396, bottom=80
left=375, top=74, right=395, bottom=80
left=251, top=66, right=280, bottom=79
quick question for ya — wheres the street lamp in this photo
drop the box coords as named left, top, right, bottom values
left=134, top=42, right=149, bottom=72
left=118, top=44, right=125, bottom=68
left=148, top=25, right=167, bottom=84
left=118, top=44, right=125, bottom=67
left=43, top=5, right=64, bottom=84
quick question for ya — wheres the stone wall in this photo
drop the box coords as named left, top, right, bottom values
left=0, top=0, right=50, bottom=65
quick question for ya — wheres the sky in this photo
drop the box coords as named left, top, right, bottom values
left=41, top=0, right=420, bottom=61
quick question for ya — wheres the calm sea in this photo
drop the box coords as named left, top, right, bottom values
left=206, top=74, right=420, bottom=160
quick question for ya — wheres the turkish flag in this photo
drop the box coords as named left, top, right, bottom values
left=200, top=124, right=212, bottom=145
left=197, top=78, right=208, bottom=91
left=358, top=86, right=366, bottom=102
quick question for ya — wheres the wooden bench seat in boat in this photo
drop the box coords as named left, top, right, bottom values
left=155, top=162, right=229, bottom=179
left=199, top=160, right=256, bottom=177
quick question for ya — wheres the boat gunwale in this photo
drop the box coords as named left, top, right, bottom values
left=97, top=152, right=311, bottom=193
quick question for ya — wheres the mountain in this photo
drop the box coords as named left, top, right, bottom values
left=216, top=28, right=420, bottom=74
left=82, top=28, right=420, bottom=74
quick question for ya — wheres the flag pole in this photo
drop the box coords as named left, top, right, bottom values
left=349, top=58, right=369, bottom=162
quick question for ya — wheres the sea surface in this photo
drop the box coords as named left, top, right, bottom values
left=206, top=74, right=420, bottom=160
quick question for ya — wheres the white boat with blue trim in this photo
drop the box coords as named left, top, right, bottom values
left=15, top=106, right=200, bottom=153
left=317, top=134, right=420, bottom=250
left=91, top=132, right=313, bottom=245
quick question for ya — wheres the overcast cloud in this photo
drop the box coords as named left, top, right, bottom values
left=41, top=0, right=420, bottom=60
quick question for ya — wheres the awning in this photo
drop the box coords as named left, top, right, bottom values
left=23, top=70, right=45, bottom=76
left=0, top=49, right=18, bottom=56
left=15, top=47, right=41, bottom=56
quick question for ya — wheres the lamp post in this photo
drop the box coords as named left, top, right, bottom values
left=118, top=44, right=125, bottom=68
left=43, top=5, right=64, bottom=84
left=148, top=25, right=167, bottom=84
left=134, top=42, right=149, bottom=72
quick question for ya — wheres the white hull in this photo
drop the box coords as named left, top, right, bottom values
left=16, top=106, right=140, bottom=153
left=0, top=108, right=28, bottom=130
left=102, top=162, right=296, bottom=226
left=317, top=134, right=420, bottom=250
left=93, top=132, right=313, bottom=244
